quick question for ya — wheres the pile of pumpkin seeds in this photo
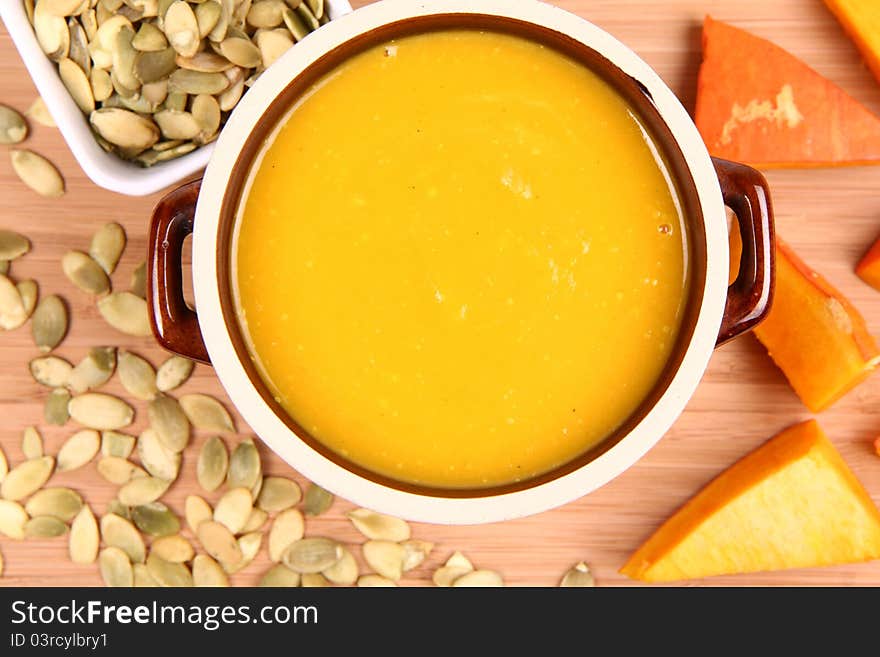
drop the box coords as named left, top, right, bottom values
left=26, top=0, right=329, bottom=167
left=0, top=103, right=65, bottom=198
left=0, top=225, right=598, bottom=587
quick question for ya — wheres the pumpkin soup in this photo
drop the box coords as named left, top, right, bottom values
left=233, top=29, right=690, bottom=489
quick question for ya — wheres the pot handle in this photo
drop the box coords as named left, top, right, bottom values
left=147, top=179, right=210, bottom=364
left=713, top=157, right=775, bottom=347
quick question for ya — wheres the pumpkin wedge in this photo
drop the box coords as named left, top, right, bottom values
left=823, top=0, right=880, bottom=85
left=621, top=420, right=880, bottom=582
left=695, top=16, right=880, bottom=167
left=856, top=235, right=880, bottom=291
left=754, top=238, right=880, bottom=412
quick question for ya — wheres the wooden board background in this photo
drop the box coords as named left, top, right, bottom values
left=2, top=0, right=880, bottom=587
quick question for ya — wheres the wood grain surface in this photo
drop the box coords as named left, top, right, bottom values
left=2, top=0, right=880, bottom=587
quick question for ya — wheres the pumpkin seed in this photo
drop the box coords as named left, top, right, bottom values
left=69, top=392, right=133, bottom=430
left=0, top=446, right=6, bottom=482
left=225, top=531, right=261, bottom=574
left=146, top=551, right=192, bottom=586
left=106, top=498, right=130, bottom=520
left=560, top=562, right=596, bottom=587
left=96, top=15, right=133, bottom=51
left=135, top=141, right=196, bottom=165
left=256, top=476, right=300, bottom=513
left=197, top=520, right=241, bottom=566
left=227, top=438, right=260, bottom=490
left=98, top=456, right=145, bottom=484
left=168, top=68, right=228, bottom=94
left=402, top=540, right=433, bottom=572
left=452, top=569, right=504, bottom=587
left=432, top=551, right=473, bottom=587
left=132, top=21, right=168, bottom=50
left=281, top=6, right=308, bottom=41
left=268, top=508, right=303, bottom=562
left=26, top=488, right=82, bottom=523
left=0, top=500, right=29, bottom=539
left=357, top=574, right=396, bottom=587
left=213, top=487, right=252, bottom=534
left=196, top=435, right=228, bottom=491
left=0, top=275, right=26, bottom=330
left=242, top=507, right=267, bottom=533
left=184, top=494, right=212, bottom=534
left=133, top=47, right=177, bottom=83
left=152, top=534, right=194, bottom=562
left=302, top=482, right=333, bottom=516
left=306, top=0, right=323, bottom=20
left=247, top=1, right=283, bottom=28
left=192, top=554, right=229, bottom=586
left=118, top=476, right=170, bottom=506
left=195, top=0, right=221, bottom=37
left=0, top=106, right=27, bottom=145
left=217, top=76, right=243, bottom=111
left=296, top=2, right=318, bottom=30
left=1, top=456, right=54, bottom=501
left=89, top=222, right=126, bottom=275
left=137, top=428, right=181, bottom=480
left=69, top=505, right=99, bottom=563
left=256, top=27, right=292, bottom=66
left=141, top=80, right=168, bottom=108
left=17, top=280, right=38, bottom=320
left=153, top=109, right=200, bottom=139
left=97, top=291, right=152, bottom=336
left=57, top=429, right=101, bottom=471
left=101, top=512, right=146, bottom=563
left=90, top=108, right=159, bottom=152
left=162, top=90, right=188, bottom=111
left=68, top=18, right=91, bottom=76
left=178, top=393, right=234, bottom=431
left=164, top=1, right=200, bottom=57
left=282, top=537, right=342, bottom=574
left=0, top=230, right=30, bottom=261
left=29, top=356, right=72, bottom=388
left=21, top=426, right=43, bottom=459
left=218, top=36, right=261, bottom=68
left=59, top=57, right=96, bottom=113
left=34, top=1, right=70, bottom=60
left=117, top=350, right=158, bottom=400
left=347, top=508, right=410, bottom=542
left=101, top=430, right=135, bottom=458
left=27, top=97, right=56, bottom=127
left=68, top=347, right=116, bottom=393
left=207, top=0, right=229, bottom=41
left=176, top=51, right=233, bottom=72
left=133, top=563, right=159, bottom=586
left=191, top=93, right=220, bottom=142
left=62, top=251, right=110, bottom=295
left=259, top=563, right=300, bottom=587
left=130, top=261, right=147, bottom=299
left=362, top=540, right=405, bottom=581
left=155, top=355, right=192, bottom=391
left=10, top=150, right=64, bottom=198
left=32, top=294, right=67, bottom=351
left=251, top=474, right=263, bottom=500
left=112, top=26, right=141, bottom=92
left=25, top=515, right=68, bottom=538
left=45, top=388, right=71, bottom=425
left=301, top=572, right=329, bottom=587
left=148, top=394, right=189, bottom=452
left=43, top=0, right=84, bottom=16
left=323, top=547, right=357, bottom=585
left=132, top=502, right=179, bottom=536
left=0, top=262, right=8, bottom=275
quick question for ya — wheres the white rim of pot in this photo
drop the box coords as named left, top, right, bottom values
left=194, top=0, right=728, bottom=524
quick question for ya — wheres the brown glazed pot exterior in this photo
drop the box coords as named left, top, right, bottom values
left=147, top=0, right=774, bottom=524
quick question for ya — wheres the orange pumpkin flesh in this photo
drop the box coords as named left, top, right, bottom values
left=621, top=420, right=880, bottom=582
left=753, top=239, right=880, bottom=412
left=695, top=16, right=880, bottom=167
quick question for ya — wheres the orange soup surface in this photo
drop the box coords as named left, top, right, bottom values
left=234, top=29, right=690, bottom=489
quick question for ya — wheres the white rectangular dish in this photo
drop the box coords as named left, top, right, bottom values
left=0, top=0, right=353, bottom=196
